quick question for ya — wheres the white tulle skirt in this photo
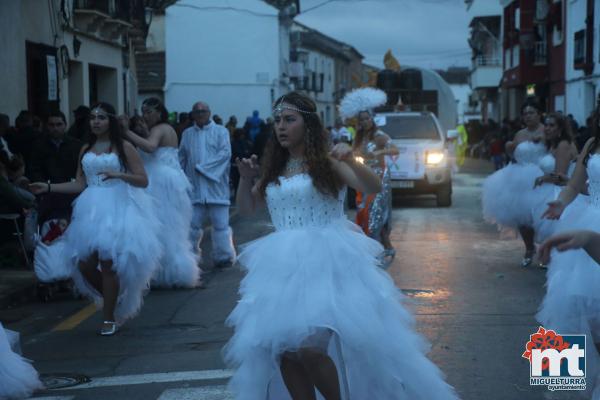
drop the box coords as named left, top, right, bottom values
left=145, top=162, right=200, bottom=288
left=34, top=182, right=162, bottom=323
left=536, top=199, right=600, bottom=395
left=529, top=184, right=587, bottom=244
left=224, top=219, right=458, bottom=400
left=482, top=162, right=543, bottom=229
left=0, top=323, right=43, bottom=399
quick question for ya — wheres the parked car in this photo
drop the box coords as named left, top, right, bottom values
left=376, top=111, right=452, bottom=206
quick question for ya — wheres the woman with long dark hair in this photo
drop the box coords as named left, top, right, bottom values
left=30, top=102, right=161, bottom=335
left=225, top=92, right=458, bottom=400
left=536, top=108, right=600, bottom=396
left=482, top=100, right=547, bottom=267
left=529, top=113, right=579, bottom=244
left=121, top=97, right=200, bottom=288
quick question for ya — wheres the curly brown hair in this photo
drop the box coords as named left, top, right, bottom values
left=258, top=91, right=341, bottom=198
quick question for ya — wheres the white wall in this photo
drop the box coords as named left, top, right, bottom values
left=165, top=0, right=289, bottom=122
left=146, top=14, right=166, bottom=52
left=565, top=0, right=600, bottom=125
left=303, top=49, right=336, bottom=127
left=450, top=84, right=471, bottom=124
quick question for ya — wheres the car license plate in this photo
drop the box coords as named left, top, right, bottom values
left=392, top=180, right=414, bottom=188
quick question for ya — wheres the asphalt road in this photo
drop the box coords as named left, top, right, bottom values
left=2, top=162, right=584, bottom=400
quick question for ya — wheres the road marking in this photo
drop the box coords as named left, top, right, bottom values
left=52, top=304, right=97, bottom=332
left=30, top=396, right=75, bottom=400
left=158, top=385, right=233, bottom=400
left=59, top=369, right=234, bottom=390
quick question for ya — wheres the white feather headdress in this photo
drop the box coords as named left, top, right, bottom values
left=339, top=88, right=387, bottom=119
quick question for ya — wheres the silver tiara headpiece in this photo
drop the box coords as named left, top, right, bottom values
left=91, top=107, right=116, bottom=117
left=273, top=98, right=315, bottom=116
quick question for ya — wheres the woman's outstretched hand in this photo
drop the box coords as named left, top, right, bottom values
left=236, top=155, right=260, bottom=178
left=538, top=230, right=594, bottom=265
left=542, top=200, right=565, bottom=220
left=330, top=143, right=353, bottom=162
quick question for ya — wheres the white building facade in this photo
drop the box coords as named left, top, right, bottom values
left=289, top=23, right=338, bottom=127
left=164, top=0, right=293, bottom=122
left=565, top=0, right=600, bottom=126
left=0, top=0, right=138, bottom=123
left=466, top=0, right=502, bottom=123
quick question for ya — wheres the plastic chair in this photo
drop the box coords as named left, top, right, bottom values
left=0, top=213, right=30, bottom=267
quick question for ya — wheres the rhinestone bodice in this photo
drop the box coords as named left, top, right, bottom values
left=588, top=154, right=600, bottom=207
left=82, top=152, right=123, bottom=187
left=266, top=174, right=346, bottom=230
left=514, top=141, right=546, bottom=165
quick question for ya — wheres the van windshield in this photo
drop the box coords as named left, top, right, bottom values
left=378, top=115, right=440, bottom=140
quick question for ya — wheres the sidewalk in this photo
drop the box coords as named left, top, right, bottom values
left=0, top=207, right=245, bottom=312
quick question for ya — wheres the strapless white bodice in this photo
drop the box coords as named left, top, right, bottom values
left=82, top=152, right=123, bottom=187
left=266, top=174, right=346, bottom=231
left=514, top=141, right=546, bottom=165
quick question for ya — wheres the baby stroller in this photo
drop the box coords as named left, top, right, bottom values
left=33, top=193, right=77, bottom=302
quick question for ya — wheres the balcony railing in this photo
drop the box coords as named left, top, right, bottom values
left=534, top=41, right=547, bottom=65
left=474, top=55, right=501, bottom=67
left=74, top=0, right=131, bottom=22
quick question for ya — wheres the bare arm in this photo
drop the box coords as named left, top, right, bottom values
left=29, top=146, right=87, bottom=195
left=109, top=142, right=149, bottom=188
left=554, top=140, right=574, bottom=176
left=125, top=125, right=163, bottom=153
left=235, top=155, right=265, bottom=216
left=330, top=143, right=382, bottom=194
left=539, top=230, right=600, bottom=265
left=543, top=138, right=592, bottom=219
left=373, top=133, right=399, bottom=157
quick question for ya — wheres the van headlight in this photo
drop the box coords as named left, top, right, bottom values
left=355, top=156, right=365, bottom=164
left=425, top=151, right=445, bottom=165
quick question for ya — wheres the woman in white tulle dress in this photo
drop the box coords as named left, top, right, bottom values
left=0, top=322, right=43, bottom=399
left=226, top=92, right=458, bottom=400
left=30, top=103, right=161, bottom=336
left=122, top=98, right=200, bottom=288
left=529, top=113, right=579, bottom=245
left=537, top=116, right=600, bottom=395
left=482, top=101, right=546, bottom=267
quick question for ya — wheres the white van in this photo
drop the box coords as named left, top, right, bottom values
left=376, top=111, right=452, bottom=206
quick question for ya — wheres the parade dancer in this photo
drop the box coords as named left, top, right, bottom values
left=30, top=103, right=161, bottom=335
left=225, top=92, right=458, bottom=400
left=537, top=113, right=600, bottom=396
left=340, top=88, right=399, bottom=267
left=530, top=113, right=579, bottom=245
left=482, top=101, right=546, bottom=267
left=179, top=101, right=236, bottom=268
left=0, top=322, right=43, bottom=399
left=122, top=98, right=200, bottom=288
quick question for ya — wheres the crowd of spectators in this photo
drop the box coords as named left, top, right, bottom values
left=467, top=111, right=594, bottom=170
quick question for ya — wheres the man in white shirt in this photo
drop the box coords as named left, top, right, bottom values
left=179, top=101, right=236, bottom=268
